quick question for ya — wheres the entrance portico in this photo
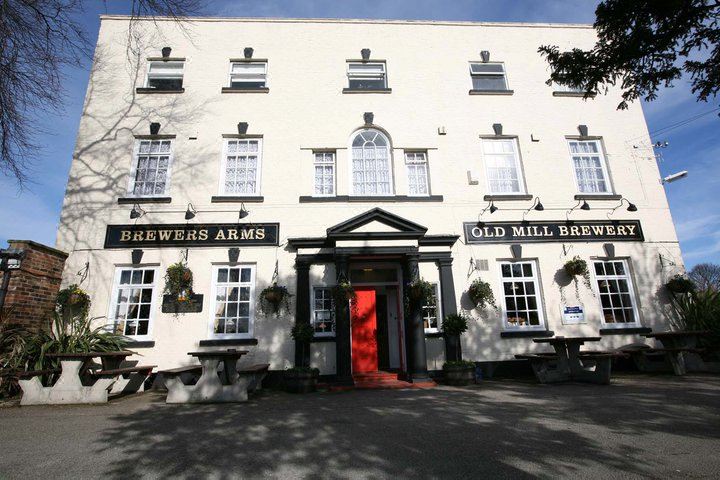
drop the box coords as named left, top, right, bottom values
left=288, top=208, right=459, bottom=385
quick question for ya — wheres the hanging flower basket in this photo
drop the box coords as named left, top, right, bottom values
left=407, top=278, right=435, bottom=304
left=563, top=256, right=591, bottom=291
left=164, top=262, right=194, bottom=306
left=467, top=278, right=496, bottom=309
left=333, top=280, right=356, bottom=302
left=665, top=275, right=696, bottom=295
left=259, top=283, right=292, bottom=315
left=56, top=284, right=91, bottom=319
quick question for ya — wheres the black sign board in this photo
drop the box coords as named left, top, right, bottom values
left=463, top=220, right=643, bottom=244
left=104, top=223, right=279, bottom=248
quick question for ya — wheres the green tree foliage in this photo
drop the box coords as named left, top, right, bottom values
left=539, top=0, right=720, bottom=110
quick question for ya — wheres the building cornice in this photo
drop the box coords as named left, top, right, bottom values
left=98, top=16, right=594, bottom=29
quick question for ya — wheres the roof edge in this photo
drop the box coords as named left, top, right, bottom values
left=98, top=15, right=594, bottom=29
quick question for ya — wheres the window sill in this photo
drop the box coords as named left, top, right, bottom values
left=599, top=327, right=651, bottom=335
left=574, top=194, right=622, bottom=201
left=117, top=197, right=172, bottom=204
left=210, top=196, right=264, bottom=203
left=500, top=330, right=554, bottom=338
left=221, top=87, right=270, bottom=94
left=342, top=88, right=392, bottom=94
left=125, top=341, right=155, bottom=349
left=425, top=331, right=444, bottom=338
left=198, top=338, right=259, bottom=347
left=299, top=195, right=443, bottom=203
left=553, top=91, right=596, bottom=98
left=310, top=336, right=336, bottom=343
left=469, top=89, right=514, bottom=96
left=136, top=88, right=185, bottom=94
left=484, top=194, right=533, bottom=201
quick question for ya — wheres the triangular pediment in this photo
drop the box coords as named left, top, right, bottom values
left=327, top=208, right=427, bottom=239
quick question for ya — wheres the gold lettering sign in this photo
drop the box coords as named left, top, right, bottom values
left=104, top=223, right=279, bottom=248
left=464, top=221, right=643, bottom=244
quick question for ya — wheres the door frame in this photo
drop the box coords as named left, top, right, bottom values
left=348, top=262, right=406, bottom=373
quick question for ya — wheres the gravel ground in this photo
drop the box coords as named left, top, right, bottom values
left=1, top=374, right=719, bottom=479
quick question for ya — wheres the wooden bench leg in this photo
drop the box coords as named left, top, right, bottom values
left=110, top=372, right=150, bottom=395
left=529, top=359, right=569, bottom=384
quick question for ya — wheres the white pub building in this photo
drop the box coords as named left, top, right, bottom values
left=56, top=16, right=685, bottom=384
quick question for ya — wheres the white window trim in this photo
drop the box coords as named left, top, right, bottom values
left=217, top=138, right=263, bottom=196
left=126, top=139, right=174, bottom=198
left=227, top=61, right=268, bottom=88
left=348, top=129, right=395, bottom=196
left=207, top=264, right=257, bottom=339
left=497, top=260, right=547, bottom=331
left=404, top=151, right=431, bottom=197
left=311, top=286, right=336, bottom=337
left=144, top=60, right=185, bottom=89
left=107, top=266, right=159, bottom=341
left=346, top=62, right=388, bottom=89
left=423, top=282, right=442, bottom=333
left=590, top=258, right=642, bottom=328
left=312, top=151, right=336, bottom=197
left=480, top=137, right=527, bottom=195
left=469, top=61, right=509, bottom=90
left=566, top=138, right=614, bottom=195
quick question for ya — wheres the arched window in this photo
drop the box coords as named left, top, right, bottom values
left=350, top=129, right=393, bottom=195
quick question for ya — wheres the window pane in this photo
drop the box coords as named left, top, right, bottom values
left=594, top=261, right=638, bottom=326
left=472, top=75, right=507, bottom=90
left=470, top=63, right=505, bottom=74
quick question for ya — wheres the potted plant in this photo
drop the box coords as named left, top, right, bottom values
left=407, top=278, right=435, bottom=304
left=467, top=278, right=496, bottom=309
left=442, top=360, right=477, bottom=386
left=441, top=313, right=475, bottom=385
left=665, top=274, right=696, bottom=295
left=258, top=283, right=292, bottom=315
left=284, top=322, right=319, bottom=393
left=164, top=262, right=194, bottom=305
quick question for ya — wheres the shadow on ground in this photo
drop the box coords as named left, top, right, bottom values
left=1, top=375, right=719, bottom=479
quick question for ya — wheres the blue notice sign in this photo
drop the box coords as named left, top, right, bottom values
left=562, top=306, right=585, bottom=324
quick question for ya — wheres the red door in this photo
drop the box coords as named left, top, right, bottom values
left=351, top=288, right=378, bottom=373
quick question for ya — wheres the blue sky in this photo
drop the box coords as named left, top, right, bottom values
left=0, top=0, right=717, bottom=268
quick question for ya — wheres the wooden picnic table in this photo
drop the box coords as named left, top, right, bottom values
left=188, top=349, right=249, bottom=386
left=47, top=351, right=135, bottom=370
left=19, top=351, right=154, bottom=405
left=640, top=330, right=712, bottom=374
left=164, top=349, right=252, bottom=404
left=525, top=336, right=615, bottom=383
left=533, top=336, right=601, bottom=377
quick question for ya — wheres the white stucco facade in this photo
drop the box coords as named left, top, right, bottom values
left=56, top=17, right=685, bottom=377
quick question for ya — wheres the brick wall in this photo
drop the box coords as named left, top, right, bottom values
left=0, top=240, right=68, bottom=331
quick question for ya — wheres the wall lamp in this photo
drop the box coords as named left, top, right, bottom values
left=566, top=200, right=589, bottom=221
left=238, top=203, right=249, bottom=221
left=522, top=197, right=544, bottom=221
left=184, top=203, right=197, bottom=220
left=130, top=204, right=146, bottom=220
left=480, top=199, right=498, bottom=215
left=608, top=198, right=638, bottom=216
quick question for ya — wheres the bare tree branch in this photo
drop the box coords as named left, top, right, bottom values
left=0, top=0, right=200, bottom=186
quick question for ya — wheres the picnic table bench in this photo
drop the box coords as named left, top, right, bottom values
left=630, top=331, right=716, bottom=375
left=515, top=336, right=622, bottom=384
left=18, top=351, right=155, bottom=405
left=162, top=349, right=268, bottom=403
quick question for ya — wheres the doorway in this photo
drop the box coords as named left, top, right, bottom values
left=349, top=264, right=405, bottom=374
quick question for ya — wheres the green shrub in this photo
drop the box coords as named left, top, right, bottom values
left=163, top=262, right=194, bottom=304
left=443, top=360, right=476, bottom=369
left=669, top=289, right=720, bottom=349
left=442, top=313, right=470, bottom=336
